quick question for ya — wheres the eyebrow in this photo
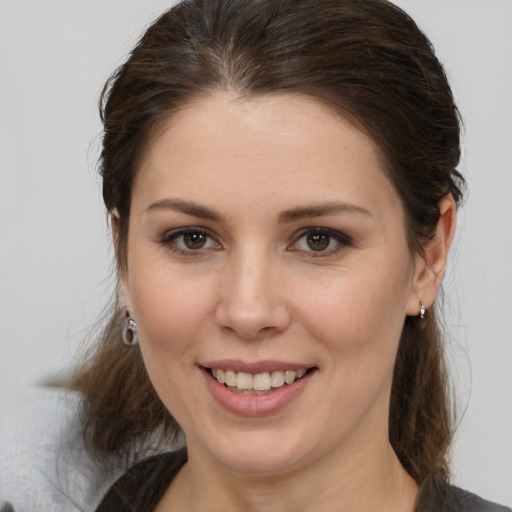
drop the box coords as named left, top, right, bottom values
left=145, top=198, right=371, bottom=223
left=278, top=201, right=371, bottom=223
left=145, top=198, right=224, bottom=222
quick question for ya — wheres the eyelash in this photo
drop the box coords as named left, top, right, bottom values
left=289, top=227, right=352, bottom=257
left=159, top=227, right=352, bottom=258
left=159, top=227, right=220, bottom=257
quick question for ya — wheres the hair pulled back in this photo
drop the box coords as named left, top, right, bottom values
left=73, top=0, right=464, bottom=484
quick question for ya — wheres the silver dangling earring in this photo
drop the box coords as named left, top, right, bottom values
left=420, top=301, right=426, bottom=319
left=122, top=312, right=139, bottom=346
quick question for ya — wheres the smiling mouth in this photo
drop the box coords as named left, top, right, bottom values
left=203, top=367, right=317, bottom=395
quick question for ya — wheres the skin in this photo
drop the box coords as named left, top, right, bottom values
left=119, top=91, right=456, bottom=512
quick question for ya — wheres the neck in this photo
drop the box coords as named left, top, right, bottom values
left=158, top=433, right=418, bottom=512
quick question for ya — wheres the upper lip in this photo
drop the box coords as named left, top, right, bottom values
left=201, top=359, right=314, bottom=374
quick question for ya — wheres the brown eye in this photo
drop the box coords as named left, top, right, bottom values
left=290, top=227, right=352, bottom=256
left=183, top=232, right=208, bottom=249
left=160, top=228, right=220, bottom=255
left=307, top=233, right=331, bottom=251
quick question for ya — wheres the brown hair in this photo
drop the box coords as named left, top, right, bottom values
left=72, top=0, right=464, bottom=484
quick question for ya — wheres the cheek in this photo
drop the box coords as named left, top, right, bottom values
left=127, top=264, right=218, bottom=419
left=294, top=259, right=412, bottom=364
left=128, top=261, right=216, bottom=357
left=291, top=267, right=411, bottom=433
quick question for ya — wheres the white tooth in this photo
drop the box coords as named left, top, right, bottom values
left=270, top=371, right=285, bottom=388
left=217, top=369, right=225, bottom=384
left=253, top=372, right=271, bottom=391
left=212, top=368, right=218, bottom=379
left=295, top=368, right=307, bottom=379
left=284, top=370, right=296, bottom=384
left=225, top=370, right=237, bottom=387
left=237, top=372, right=253, bottom=390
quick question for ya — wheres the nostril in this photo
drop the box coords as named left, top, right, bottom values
left=215, top=284, right=292, bottom=340
left=218, top=321, right=282, bottom=341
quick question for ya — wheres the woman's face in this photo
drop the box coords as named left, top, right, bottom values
left=122, top=91, right=424, bottom=476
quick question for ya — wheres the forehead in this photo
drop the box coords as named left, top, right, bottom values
left=133, top=91, right=400, bottom=220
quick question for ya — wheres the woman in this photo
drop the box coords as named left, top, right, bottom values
left=8, top=0, right=508, bottom=510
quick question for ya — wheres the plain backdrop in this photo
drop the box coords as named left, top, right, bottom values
left=1, top=0, right=511, bottom=505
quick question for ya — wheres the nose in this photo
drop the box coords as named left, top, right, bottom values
left=215, top=248, right=291, bottom=340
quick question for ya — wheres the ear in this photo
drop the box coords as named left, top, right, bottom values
left=406, top=194, right=457, bottom=316
left=111, top=211, right=134, bottom=313
left=111, top=211, right=120, bottom=256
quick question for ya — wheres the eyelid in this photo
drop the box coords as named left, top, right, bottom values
left=160, top=226, right=209, bottom=241
left=159, top=226, right=221, bottom=255
left=158, top=225, right=351, bottom=258
left=288, top=227, right=352, bottom=256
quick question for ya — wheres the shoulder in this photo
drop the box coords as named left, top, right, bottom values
left=0, top=387, right=130, bottom=512
left=416, top=479, right=511, bottom=512
left=447, top=488, right=511, bottom=512
left=95, top=449, right=187, bottom=512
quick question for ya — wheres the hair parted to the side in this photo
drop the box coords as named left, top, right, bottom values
left=72, top=0, right=464, bottom=484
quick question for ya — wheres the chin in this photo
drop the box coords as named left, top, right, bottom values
left=193, top=425, right=319, bottom=476
left=218, top=447, right=304, bottom=476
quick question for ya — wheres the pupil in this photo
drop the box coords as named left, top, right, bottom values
left=307, top=233, right=330, bottom=251
left=184, top=232, right=206, bottom=249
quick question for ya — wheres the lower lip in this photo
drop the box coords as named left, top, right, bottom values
left=201, top=368, right=314, bottom=417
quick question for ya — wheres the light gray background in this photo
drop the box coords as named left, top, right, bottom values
left=1, top=0, right=511, bottom=505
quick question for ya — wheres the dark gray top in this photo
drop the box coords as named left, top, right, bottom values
left=95, top=449, right=511, bottom=512
left=415, top=478, right=511, bottom=512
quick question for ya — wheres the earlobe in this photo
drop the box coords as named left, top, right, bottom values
left=407, top=194, right=457, bottom=316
